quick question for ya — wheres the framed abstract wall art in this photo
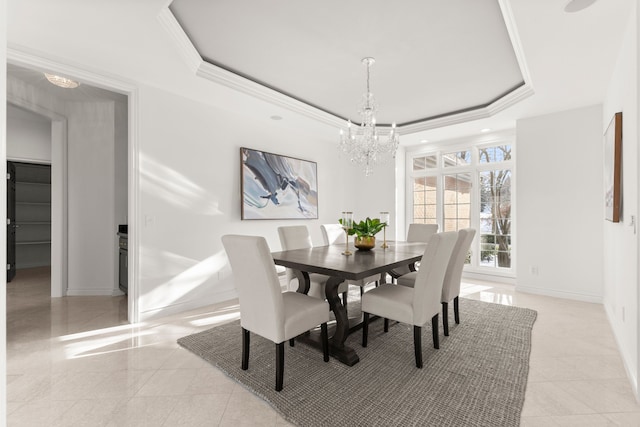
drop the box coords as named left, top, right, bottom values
left=241, top=147, right=318, bottom=220
left=604, top=112, right=622, bottom=223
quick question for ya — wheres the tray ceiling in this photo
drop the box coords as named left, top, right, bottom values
left=168, top=0, right=530, bottom=129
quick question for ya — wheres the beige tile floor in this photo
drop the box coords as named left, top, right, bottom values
left=6, top=267, right=640, bottom=426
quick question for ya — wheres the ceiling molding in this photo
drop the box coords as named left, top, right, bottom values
left=196, top=62, right=346, bottom=128
left=157, top=8, right=202, bottom=74
left=159, top=2, right=534, bottom=135
left=498, top=0, right=533, bottom=87
left=399, top=108, right=492, bottom=135
left=487, top=83, right=535, bottom=116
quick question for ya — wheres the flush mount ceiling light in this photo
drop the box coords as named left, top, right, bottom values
left=564, top=0, right=598, bottom=13
left=44, top=73, right=80, bottom=89
left=338, top=58, right=399, bottom=177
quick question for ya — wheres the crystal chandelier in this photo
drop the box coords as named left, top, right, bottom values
left=339, top=57, right=399, bottom=177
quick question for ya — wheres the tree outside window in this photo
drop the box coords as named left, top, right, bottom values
left=479, top=146, right=511, bottom=268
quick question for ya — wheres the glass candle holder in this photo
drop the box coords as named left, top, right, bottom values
left=341, top=211, right=353, bottom=256
left=380, top=211, right=390, bottom=248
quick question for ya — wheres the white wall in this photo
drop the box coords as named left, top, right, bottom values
left=135, top=85, right=359, bottom=319
left=6, top=104, right=51, bottom=162
left=602, top=5, right=639, bottom=395
left=1, top=0, right=8, bottom=424
left=66, top=101, right=117, bottom=295
left=516, top=105, right=604, bottom=302
left=350, top=157, right=397, bottom=240
left=114, top=100, right=128, bottom=227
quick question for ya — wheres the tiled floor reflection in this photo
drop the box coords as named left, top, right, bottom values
left=6, top=267, right=640, bottom=426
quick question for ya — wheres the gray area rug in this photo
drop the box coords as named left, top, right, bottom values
left=178, top=298, right=537, bottom=427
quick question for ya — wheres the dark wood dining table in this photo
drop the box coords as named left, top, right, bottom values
left=271, top=241, right=427, bottom=366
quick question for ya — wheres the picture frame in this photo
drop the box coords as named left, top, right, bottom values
left=241, top=147, right=318, bottom=220
left=604, top=112, right=622, bottom=223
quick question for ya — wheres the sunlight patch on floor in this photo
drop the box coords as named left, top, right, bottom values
left=63, top=335, right=157, bottom=359
left=58, top=323, right=148, bottom=341
left=460, top=284, right=494, bottom=296
left=191, top=311, right=240, bottom=327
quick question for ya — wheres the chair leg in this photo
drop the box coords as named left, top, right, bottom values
left=289, top=338, right=295, bottom=347
left=442, top=302, right=449, bottom=336
left=362, top=312, right=369, bottom=347
left=454, top=296, right=460, bottom=324
left=321, top=323, right=329, bottom=362
left=360, top=287, right=364, bottom=296
left=384, top=318, right=389, bottom=333
left=342, top=291, right=348, bottom=307
left=275, top=342, right=284, bottom=392
left=241, top=328, right=250, bottom=370
left=413, top=325, right=423, bottom=368
left=432, top=314, right=439, bottom=349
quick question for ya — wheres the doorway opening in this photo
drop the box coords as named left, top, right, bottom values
left=7, top=161, right=52, bottom=283
left=6, top=61, right=132, bottom=321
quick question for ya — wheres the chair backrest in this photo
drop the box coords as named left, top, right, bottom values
left=278, top=225, right=312, bottom=250
left=407, top=223, right=439, bottom=242
left=390, top=223, right=439, bottom=277
left=441, top=228, right=476, bottom=302
left=411, top=231, right=458, bottom=325
left=320, top=223, right=346, bottom=245
left=221, top=235, right=284, bottom=342
left=277, top=225, right=313, bottom=286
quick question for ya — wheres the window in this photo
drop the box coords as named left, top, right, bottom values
left=443, top=150, right=471, bottom=167
left=478, top=145, right=512, bottom=269
left=407, top=140, right=514, bottom=274
left=412, top=155, right=437, bottom=171
left=443, top=172, right=471, bottom=232
left=413, top=176, right=437, bottom=225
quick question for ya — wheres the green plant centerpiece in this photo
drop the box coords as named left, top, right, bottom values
left=339, top=217, right=386, bottom=251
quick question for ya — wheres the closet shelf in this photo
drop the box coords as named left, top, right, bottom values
left=16, top=240, right=51, bottom=246
left=16, top=201, right=51, bottom=206
left=16, top=181, right=51, bottom=186
left=16, top=221, right=51, bottom=225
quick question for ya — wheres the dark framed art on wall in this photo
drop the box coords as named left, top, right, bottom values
left=604, top=112, right=622, bottom=223
left=240, top=147, right=318, bottom=220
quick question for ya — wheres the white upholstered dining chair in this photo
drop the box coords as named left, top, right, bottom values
left=221, top=234, right=330, bottom=391
left=397, top=228, right=476, bottom=336
left=361, top=231, right=457, bottom=368
left=387, top=223, right=439, bottom=281
left=278, top=225, right=349, bottom=304
left=320, top=223, right=380, bottom=294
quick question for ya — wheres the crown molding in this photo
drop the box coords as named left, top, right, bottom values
left=195, top=61, right=345, bottom=128
left=499, top=0, right=533, bottom=89
left=157, top=8, right=202, bottom=74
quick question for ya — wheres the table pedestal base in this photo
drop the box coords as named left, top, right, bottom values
left=291, top=272, right=384, bottom=366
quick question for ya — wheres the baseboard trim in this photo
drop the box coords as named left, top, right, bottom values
left=66, top=288, right=115, bottom=296
left=604, top=303, right=640, bottom=402
left=463, top=271, right=516, bottom=285
left=515, top=284, right=602, bottom=304
left=138, top=288, right=238, bottom=322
